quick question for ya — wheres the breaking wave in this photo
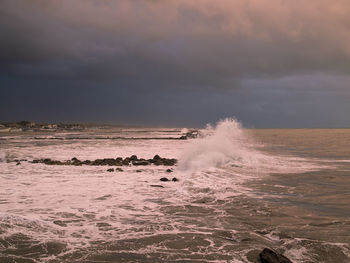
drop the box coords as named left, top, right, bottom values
left=178, top=118, right=323, bottom=174
left=179, top=118, right=265, bottom=172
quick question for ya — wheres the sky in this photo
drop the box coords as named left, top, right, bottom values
left=1, top=0, right=350, bottom=128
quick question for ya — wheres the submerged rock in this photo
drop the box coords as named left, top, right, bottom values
left=172, top=177, right=179, bottom=182
left=166, top=169, right=173, bottom=173
left=107, top=168, right=114, bottom=172
left=259, top=248, right=293, bottom=263
left=150, top=184, right=164, bottom=188
left=115, top=168, right=123, bottom=172
left=160, top=177, right=169, bottom=182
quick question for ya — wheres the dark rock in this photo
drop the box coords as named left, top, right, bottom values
left=166, top=169, right=173, bottom=173
left=115, top=168, right=123, bottom=172
left=72, top=159, right=82, bottom=166
left=162, top=158, right=177, bottom=166
left=107, top=168, right=114, bottom=172
left=42, top=158, right=64, bottom=165
left=103, top=158, right=117, bottom=166
left=135, top=170, right=142, bottom=173
left=171, top=177, right=179, bottom=182
left=259, top=248, right=293, bottom=263
left=153, top=154, right=162, bottom=161
left=186, top=130, right=199, bottom=139
left=154, top=160, right=163, bottom=166
left=122, top=159, right=130, bottom=165
left=160, top=177, right=169, bottom=182
left=179, top=135, right=187, bottom=140
left=150, top=185, right=164, bottom=188
left=133, top=160, right=150, bottom=166
left=130, top=155, right=138, bottom=161
left=31, top=155, right=178, bottom=167
left=92, top=159, right=104, bottom=165
left=16, top=162, right=21, bottom=165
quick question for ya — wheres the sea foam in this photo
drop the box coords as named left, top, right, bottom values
left=178, top=118, right=260, bottom=172
left=178, top=118, right=324, bottom=175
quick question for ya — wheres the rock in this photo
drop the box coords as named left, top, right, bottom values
left=172, top=177, right=179, bottom=182
left=259, top=248, right=293, bottom=263
left=42, top=158, right=64, bottom=165
left=72, top=158, right=82, bottom=166
left=130, top=155, right=138, bottom=161
left=16, top=162, right=21, bottom=165
left=92, top=159, right=104, bottom=165
left=160, top=177, right=169, bottom=182
left=115, top=168, right=123, bottom=172
left=122, top=159, right=130, bottom=165
left=136, top=170, right=142, bottom=173
left=107, top=168, right=114, bottom=172
left=162, top=158, right=177, bottom=166
left=150, top=185, right=164, bottom=188
left=31, top=155, right=178, bottom=167
left=153, top=154, right=162, bottom=161
left=133, top=160, right=150, bottom=166
left=103, top=158, right=117, bottom=166
left=153, top=160, right=163, bottom=166
left=166, top=169, right=173, bottom=173
left=186, top=130, right=199, bottom=139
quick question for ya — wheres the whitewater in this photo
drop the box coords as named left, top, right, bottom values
left=1, top=119, right=350, bottom=262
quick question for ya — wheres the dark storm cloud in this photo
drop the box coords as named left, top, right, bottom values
left=2, top=0, right=350, bottom=85
left=1, top=0, right=350, bottom=127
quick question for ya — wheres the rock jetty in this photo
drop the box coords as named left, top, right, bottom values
left=31, top=155, right=177, bottom=167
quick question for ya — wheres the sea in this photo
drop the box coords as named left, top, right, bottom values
left=0, top=119, right=349, bottom=263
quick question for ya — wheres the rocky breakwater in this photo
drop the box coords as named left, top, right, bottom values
left=31, top=154, right=177, bottom=167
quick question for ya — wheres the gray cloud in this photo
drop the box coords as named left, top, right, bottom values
left=2, top=0, right=350, bottom=84
left=1, top=0, right=350, bottom=126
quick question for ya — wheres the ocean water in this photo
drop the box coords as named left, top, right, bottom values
left=0, top=119, right=350, bottom=262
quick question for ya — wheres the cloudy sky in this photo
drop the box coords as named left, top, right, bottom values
left=1, top=0, right=350, bottom=127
